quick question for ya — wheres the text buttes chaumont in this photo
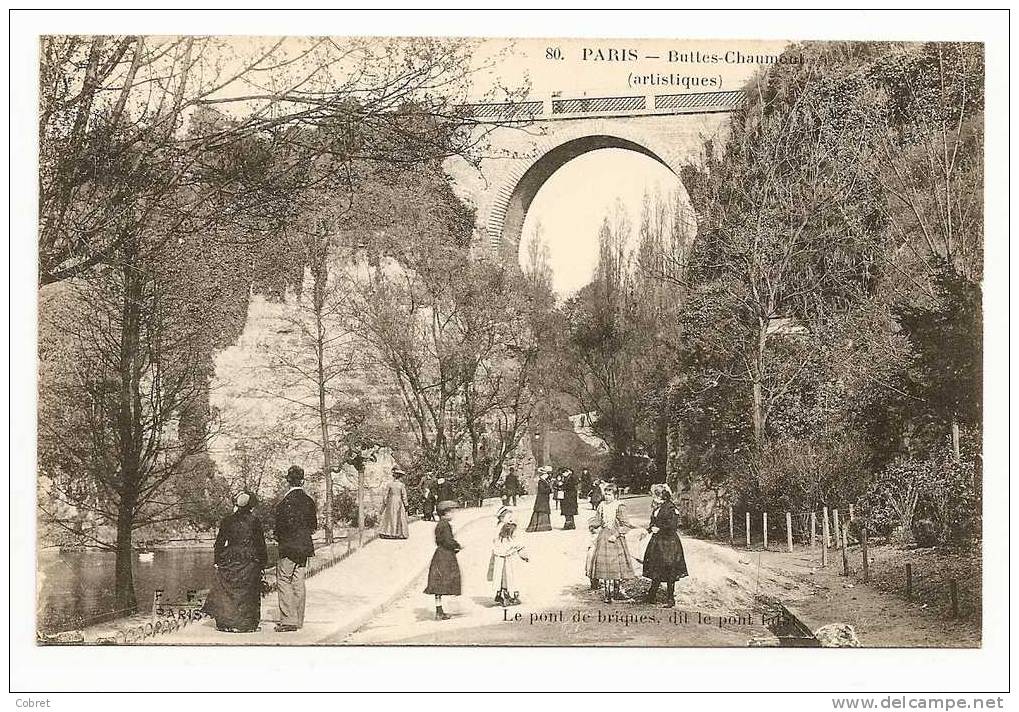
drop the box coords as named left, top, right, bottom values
left=582, top=48, right=805, bottom=65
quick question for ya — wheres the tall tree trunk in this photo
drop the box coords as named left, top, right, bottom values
left=114, top=492, right=138, bottom=611
left=313, top=264, right=333, bottom=545
left=654, top=387, right=669, bottom=486
left=951, top=414, right=961, bottom=464
left=115, top=261, right=142, bottom=610
left=317, top=378, right=333, bottom=545
left=751, top=322, right=768, bottom=449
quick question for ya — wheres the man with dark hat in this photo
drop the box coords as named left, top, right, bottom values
left=273, top=465, right=317, bottom=632
left=560, top=467, right=579, bottom=530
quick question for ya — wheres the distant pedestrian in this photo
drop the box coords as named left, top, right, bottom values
left=639, top=483, right=689, bottom=608
left=502, top=467, right=521, bottom=506
left=488, top=521, right=529, bottom=607
left=587, top=483, right=636, bottom=603
left=525, top=467, right=553, bottom=533
left=421, top=473, right=437, bottom=521
left=580, top=469, right=592, bottom=500
left=273, top=465, right=317, bottom=632
left=378, top=467, right=410, bottom=539
left=424, top=500, right=462, bottom=620
left=590, top=478, right=605, bottom=509
left=203, top=491, right=268, bottom=633
left=560, top=468, right=579, bottom=530
left=436, top=476, right=454, bottom=502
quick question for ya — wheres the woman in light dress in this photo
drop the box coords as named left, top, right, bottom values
left=378, top=467, right=410, bottom=539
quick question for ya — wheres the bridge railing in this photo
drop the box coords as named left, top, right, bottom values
left=461, top=90, right=745, bottom=122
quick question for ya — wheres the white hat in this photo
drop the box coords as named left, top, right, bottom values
left=235, top=492, right=251, bottom=508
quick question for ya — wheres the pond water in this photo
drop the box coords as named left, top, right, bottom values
left=37, top=549, right=222, bottom=632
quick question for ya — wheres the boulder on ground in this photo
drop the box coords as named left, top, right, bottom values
left=813, top=623, right=861, bottom=647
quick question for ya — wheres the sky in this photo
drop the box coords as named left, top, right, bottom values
left=519, top=149, right=680, bottom=297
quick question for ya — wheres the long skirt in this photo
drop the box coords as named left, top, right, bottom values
left=202, top=559, right=262, bottom=631
left=424, top=548, right=461, bottom=596
left=588, top=529, right=635, bottom=581
left=525, top=511, right=552, bottom=532
left=379, top=499, right=409, bottom=539
left=487, top=555, right=519, bottom=594
left=641, top=531, right=689, bottom=582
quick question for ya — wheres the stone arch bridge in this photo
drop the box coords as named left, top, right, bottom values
left=443, top=90, right=745, bottom=264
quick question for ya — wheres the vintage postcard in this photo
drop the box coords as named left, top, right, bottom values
left=32, top=31, right=987, bottom=655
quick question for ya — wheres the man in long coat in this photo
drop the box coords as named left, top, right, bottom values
left=560, top=468, right=579, bottom=529
left=273, top=465, right=317, bottom=632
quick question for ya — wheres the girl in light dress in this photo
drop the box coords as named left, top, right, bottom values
left=586, top=483, right=636, bottom=603
left=488, top=521, right=529, bottom=606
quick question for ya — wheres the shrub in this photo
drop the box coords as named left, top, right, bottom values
left=912, top=518, right=938, bottom=548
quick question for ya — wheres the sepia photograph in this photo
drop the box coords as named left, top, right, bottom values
left=29, top=30, right=990, bottom=654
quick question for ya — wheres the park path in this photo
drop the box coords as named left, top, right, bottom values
left=342, top=496, right=802, bottom=646
left=157, top=497, right=506, bottom=645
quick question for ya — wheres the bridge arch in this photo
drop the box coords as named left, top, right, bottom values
left=485, top=122, right=691, bottom=259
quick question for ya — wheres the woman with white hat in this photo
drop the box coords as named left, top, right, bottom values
left=378, top=467, right=410, bottom=539
left=202, top=491, right=268, bottom=633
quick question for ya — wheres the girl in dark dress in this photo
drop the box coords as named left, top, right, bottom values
left=424, top=500, right=462, bottom=620
left=202, top=492, right=268, bottom=632
left=640, top=483, right=689, bottom=607
left=525, top=468, right=553, bottom=532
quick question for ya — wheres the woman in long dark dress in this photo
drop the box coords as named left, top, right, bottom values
left=202, top=492, right=268, bottom=632
left=525, top=468, right=553, bottom=532
left=424, top=501, right=462, bottom=620
left=640, top=483, right=689, bottom=607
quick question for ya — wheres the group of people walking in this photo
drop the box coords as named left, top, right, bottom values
left=202, top=465, right=317, bottom=633
left=202, top=460, right=690, bottom=632
left=426, top=465, right=690, bottom=621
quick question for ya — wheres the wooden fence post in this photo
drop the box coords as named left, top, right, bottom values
left=840, top=522, right=850, bottom=576
left=713, top=512, right=718, bottom=538
left=745, top=511, right=751, bottom=549
left=848, top=503, right=855, bottom=521
left=833, top=509, right=841, bottom=548
left=763, top=512, right=768, bottom=550
left=823, top=506, right=831, bottom=549
left=821, top=510, right=829, bottom=567
left=861, top=527, right=869, bottom=582
left=728, top=506, right=734, bottom=545
left=905, top=563, right=912, bottom=599
left=786, top=512, right=794, bottom=552
left=810, top=511, right=816, bottom=549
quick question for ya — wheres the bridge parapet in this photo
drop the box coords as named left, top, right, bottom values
left=463, top=90, right=744, bottom=122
